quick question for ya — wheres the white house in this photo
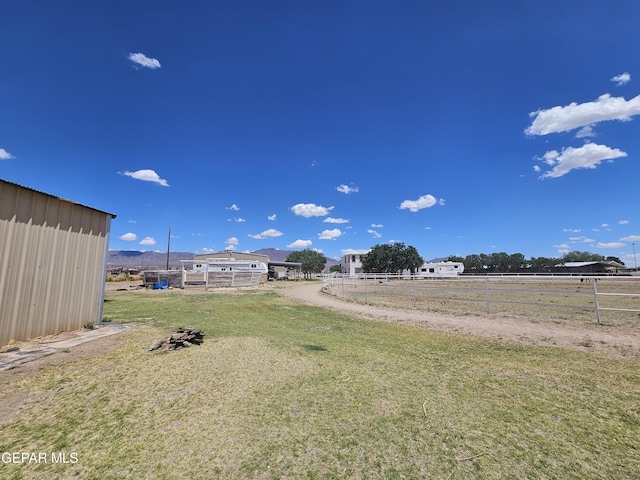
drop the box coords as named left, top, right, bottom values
left=340, top=250, right=370, bottom=276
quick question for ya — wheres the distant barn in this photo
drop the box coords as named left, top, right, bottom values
left=555, top=261, right=628, bottom=275
left=0, top=179, right=116, bottom=347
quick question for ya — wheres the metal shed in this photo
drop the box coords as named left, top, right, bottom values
left=0, top=179, right=116, bottom=347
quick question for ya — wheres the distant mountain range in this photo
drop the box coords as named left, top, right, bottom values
left=252, top=248, right=340, bottom=269
left=108, top=248, right=340, bottom=270
left=107, top=250, right=195, bottom=269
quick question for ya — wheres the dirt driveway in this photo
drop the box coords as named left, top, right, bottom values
left=280, top=282, right=640, bottom=357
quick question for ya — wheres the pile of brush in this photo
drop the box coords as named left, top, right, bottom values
left=148, top=328, right=204, bottom=352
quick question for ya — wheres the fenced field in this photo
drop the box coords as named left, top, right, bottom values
left=2, top=288, right=639, bottom=479
left=323, top=275, right=640, bottom=326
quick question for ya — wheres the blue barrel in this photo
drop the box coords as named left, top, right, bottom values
left=152, top=282, right=160, bottom=290
left=161, top=280, right=169, bottom=289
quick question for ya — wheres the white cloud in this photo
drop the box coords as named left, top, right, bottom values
left=563, top=228, right=581, bottom=233
left=226, top=204, right=240, bottom=211
left=235, top=218, right=246, bottom=223
left=122, top=169, right=169, bottom=186
left=225, top=237, right=239, bottom=245
left=526, top=93, right=640, bottom=136
left=128, top=220, right=137, bottom=224
left=533, top=165, right=541, bottom=173
left=371, top=224, right=383, bottom=228
left=575, top=126, right=596, bottom=138
left=621, top=235, right=640, bottom=241
left=139, top=236, right=156, bottom=246
left=619, top=220, right=629, bottom=225
left=287, top=239, right=313, bottom=249
left=341, top=248, right=370, bottom=255
left=119, top=232, right=137, bottom=241
left=248, top=229, right=283, bottom=239
left=323, top=217, right=349, bottom=224
left=290, top=203, right=334, bottom=218
left=224, top=244, right=236, bottom=251
left=602, top=223, right=609, bottom=228
left=318, top=228, right=342, bottom=240
left=568, top=236, right=594, bottom=243
left=0, top=148, right=15, bottom=160
left=554, top=243, right=570, bottom=249
left=597, top=242, right=625, bottom=248
left=611, top=72, right=631, bottom=86
left=367, top=229, right=382, bottom=239
left=336, top=184, right=359, bottom=194
left=201, top=247, right=215, bottom=254
left=399, top=194, right=438, bottom=212
left=128, top=52, right=161, bottom=69
left=536, top=143, right=627, bottom=179
left=268, top=214, right=277, bottom=221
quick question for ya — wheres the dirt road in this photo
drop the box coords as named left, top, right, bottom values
left=280, top=282, right=640, bottom=357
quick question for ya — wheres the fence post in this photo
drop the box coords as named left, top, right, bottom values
left=484, top=277, right=490, bottom=314
left=592, top=278, right=601, bottom=325
left=364, top=274, right=368, bottom=303
left=412, top=274, right=416, bottom=307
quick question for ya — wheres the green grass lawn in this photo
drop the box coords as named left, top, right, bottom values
left=1, top=289, right=639, bottom=479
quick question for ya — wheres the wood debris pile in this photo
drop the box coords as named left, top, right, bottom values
left=148, top=328, right=204, bottom=352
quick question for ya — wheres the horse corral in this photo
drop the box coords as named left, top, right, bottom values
left=323, top=274, right=640, bottom=326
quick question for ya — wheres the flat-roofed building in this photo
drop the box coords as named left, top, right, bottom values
left=340, top=249, right=370, bottom=276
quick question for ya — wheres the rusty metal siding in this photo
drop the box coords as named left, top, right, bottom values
left=0, top=180, right=113, bottom=346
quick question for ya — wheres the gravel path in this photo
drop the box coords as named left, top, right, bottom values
left=280, top=282, right=640, bottom=357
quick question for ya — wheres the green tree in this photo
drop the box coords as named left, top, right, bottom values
left=605, top=256, right=625, bottom=265
left=361, top=242, right=424, bottom=273
left=464, top=254, right=485, bottom=274
left=329, top=264, right=342, bottom=273
left=560, top=251, right=605, bottom=264
left=529, top=256, right=558, bottom=272
left=285, top=249, right=327, bottom=279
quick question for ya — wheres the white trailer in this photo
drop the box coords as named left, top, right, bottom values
left=403, top=261, right=464, bottom=278
left=187, top=258, right=268, bottom=274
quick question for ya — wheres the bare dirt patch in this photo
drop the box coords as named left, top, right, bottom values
left=279, top=282, right=640, bottom=357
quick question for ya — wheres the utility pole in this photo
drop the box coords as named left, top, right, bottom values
left=166, top=226, right=171, bottom=270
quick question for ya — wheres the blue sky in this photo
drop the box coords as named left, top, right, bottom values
left=1, top=1, right=639, bottom=265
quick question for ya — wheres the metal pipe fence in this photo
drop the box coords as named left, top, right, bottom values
left=322, top=274, right=640, bottom=326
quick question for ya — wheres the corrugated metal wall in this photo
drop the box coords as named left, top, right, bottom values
left=0, top=180, right=114, bottom=346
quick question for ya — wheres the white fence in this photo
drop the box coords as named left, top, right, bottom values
left=185, top=270, right=264, bottom=289
left=322, top=274, right=640, bottom=325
